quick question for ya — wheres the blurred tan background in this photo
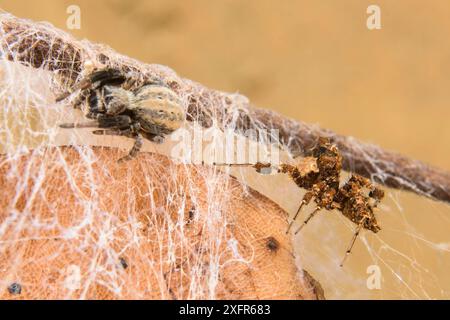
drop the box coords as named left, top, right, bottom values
left=1, top=0, right=449, bottom=299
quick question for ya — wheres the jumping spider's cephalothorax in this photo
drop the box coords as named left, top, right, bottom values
left=215, top=137, right=384, bottom=266
left=56, top=68, right=185, bottom=162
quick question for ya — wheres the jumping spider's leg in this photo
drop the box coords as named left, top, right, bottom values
left=91, top=128, right=142, bottom=162
left=122, top=77, right=138, bottom=91
left=294, top=206, right=322, bottom=235
left=133, top=78, right=166, bottom=94
left=117, top=133, right=144, bottom=163
left=149, top=134, right=165, bottom=144
left=92, top=128, right=132, bottom=137
left=92, top=126, right=144, bottom=163
left=90, top=69, right=126, bottom=88
left=59, top=115, right=132, bottom=130
left=59, top=120, right=97, bottom=129
left=56, top=68, right=126, bottom=102
left=286, top=191, right=313, bottom=234
left=94, top=122, right=144, bottom=162
left=70, top=90, right=90, bottom=110
left=92, top=114, right=132, bottom=129
left=340, top=218, right=366, bottom=267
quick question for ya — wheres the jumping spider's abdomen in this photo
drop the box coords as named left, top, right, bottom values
left=132, top=84, right=185, bottom=135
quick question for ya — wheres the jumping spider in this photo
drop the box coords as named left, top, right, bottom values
left=56, top=68, right=185, bottom=162
left=216, top=137, right=384, bottom=266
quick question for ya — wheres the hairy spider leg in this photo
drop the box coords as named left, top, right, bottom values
left=56, top=79, right=92, bottom=102
left=70, top=90, right=90, bottom=110
left=286, top=191, right=313, bottom=234
left=294, top=206, right=322, bottom=235
left=117, top=133, right=143, bottom=163
left=143, top=133, right=165, bottom=144
left=90, top=69, right=126, bottom=88
left=91, top=128, right=141, bottom=162
left=340, top=218, right=366, bottom=267
left=92, top=122, right=144, bottom=162
left=56, top=68, right=126, bottom=102
left=59, top=114, right=132, bottom=130
left=213, top=163, right=250, bottom=167
left=91, top=128, right=132, bottom=136
left=59, top=120, right=99, bottom=129
left=212, top=162, right=273, bottom=174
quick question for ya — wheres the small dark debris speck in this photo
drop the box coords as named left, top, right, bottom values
left=188, top=208, right=195, bottom=219
left=266, top=236, right=279, bottom=252
left=186, top=206, right=196, bottom=224
left=119, top=257, right=128, bottom=269
left=8, top=282, right=22, bottom=295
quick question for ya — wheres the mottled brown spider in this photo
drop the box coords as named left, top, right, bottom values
left=215, top=137, right=384, bottom=266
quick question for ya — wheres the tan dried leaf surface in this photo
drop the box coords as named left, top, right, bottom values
left=0, top=147, right=320, bottom=299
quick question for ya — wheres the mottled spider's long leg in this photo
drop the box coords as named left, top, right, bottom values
left=294, top=206, right=322, bottom=235
left=212, top=162, right=273, bottom=174
left=286, top=191, right=313, bottom=234
left=340, top=218, right=366, bottom=267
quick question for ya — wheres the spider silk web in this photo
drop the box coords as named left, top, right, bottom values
left=0, top=12, right=449, bottom=300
